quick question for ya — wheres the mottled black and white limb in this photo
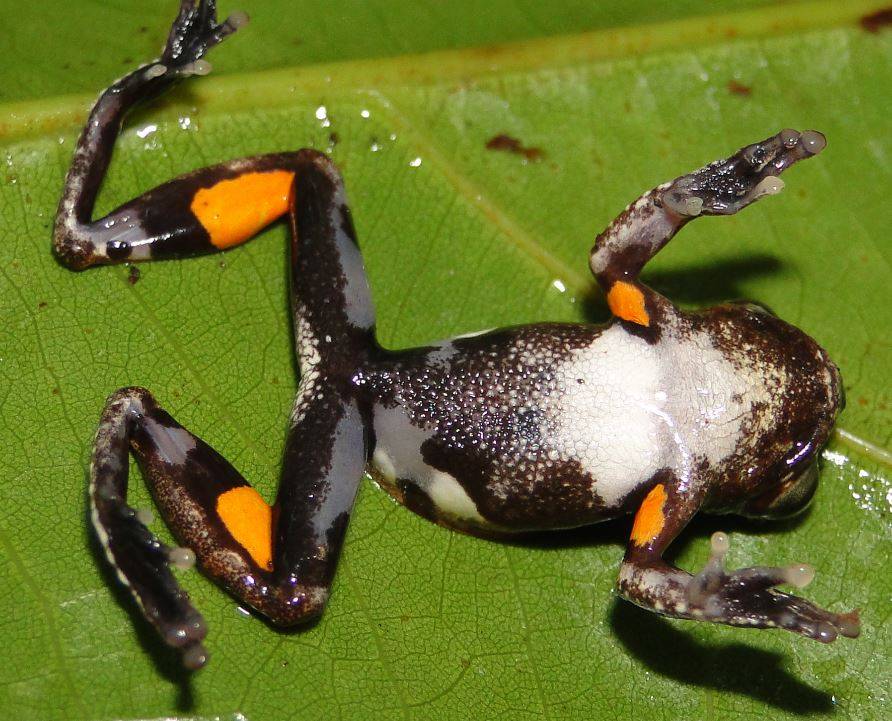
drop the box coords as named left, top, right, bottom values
left=64, top=1, right=381, bottom=670
left=589, top=129, right=827, bottom=331
left=53, top=0, right=248, bottom=269
left=617, top=478, right=859, bottom=642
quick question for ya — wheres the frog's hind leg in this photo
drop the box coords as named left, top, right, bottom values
left=589, top=129, right=826, bottom=331
left=53, top=0, right=250, bottom=269
left=86, top=151, right=376, bottom=669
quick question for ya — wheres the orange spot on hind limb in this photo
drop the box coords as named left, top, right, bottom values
left=630, top=483, right=667, bottom=546
left=607, top=280, right=650, bottom=326
left=191, top=170, right=295, bottom=249
left=216, top=486, right=273, bottom=570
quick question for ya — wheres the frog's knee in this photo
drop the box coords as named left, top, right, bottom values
left=265, top=585, right=331, bottom=627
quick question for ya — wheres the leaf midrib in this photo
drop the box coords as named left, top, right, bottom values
left=0, top=0, right=884, bottom=144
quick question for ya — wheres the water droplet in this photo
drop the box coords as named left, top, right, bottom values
left=136, top=123, right=157, bottom=139
left=409, top=157, right=422, bottom=167
left=315, top=105, right=331, bottom=128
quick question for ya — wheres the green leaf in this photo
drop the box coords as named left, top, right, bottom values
left=1, top=2, right=889, bottom=720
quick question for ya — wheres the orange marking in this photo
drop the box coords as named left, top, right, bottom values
left=630, top=483, right=667, bottom=546
left=191, top=170, right=295, bottom=249
left=607, top=281, right=650, bottom=326
left=216, top=486, right=273, bottom=570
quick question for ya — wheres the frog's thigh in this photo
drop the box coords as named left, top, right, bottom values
left=56, top=150, right=326, bottom=268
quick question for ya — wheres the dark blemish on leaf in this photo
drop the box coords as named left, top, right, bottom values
left=860, top=7, right=892, bottom=32
left=857, top=397, right=868, bottom=406
left=52, top=387, right=60, bottom=396
left=84, top=328, right=94, bottom=335
left=486, top=134, right=545, bottom=162
left=139, top=25, right=148, bottom=33
left=461, top=658, right=471, bottom=669
left=328, top=132, right=340, bottom=147
left=123, top=58, right=134, bottom=65
left=127, top=266, right=141, bottom=285
left=38, top=301, right=48, bottom=309
left=219, top=261, right=226, bottom=269
left=727, top=79, right=752, bottom=96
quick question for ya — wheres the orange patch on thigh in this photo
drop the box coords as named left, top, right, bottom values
left=216, top=486, right=273, bottom=570
left=191, top=170, right=295, bottom=249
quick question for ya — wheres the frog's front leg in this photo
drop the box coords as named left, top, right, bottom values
left=618, top=478, right=860, bottom=642
left=589, top=129, right=826, bottom=330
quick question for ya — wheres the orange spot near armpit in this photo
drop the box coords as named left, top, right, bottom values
left=216, top=486, right=273, bottom=570
left=607, top=281, right=650, bottom=326
left=630, top=484, right=667, bottom=546
left=191, top=170, right=295, bottom=249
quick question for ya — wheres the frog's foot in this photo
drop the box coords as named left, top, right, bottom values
left=661, top=129, right=826, bottom=217
left=685, top=532, right=860, bottom=642
left=96, top=499, right=209, bottom=669
left=157, top=0, right=249, bottom=77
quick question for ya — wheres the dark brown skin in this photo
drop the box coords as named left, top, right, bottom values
left=54, top=1, right=858, bottom=672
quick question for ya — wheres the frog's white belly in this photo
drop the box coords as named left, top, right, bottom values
left=547, top=323, right=778, bottom=506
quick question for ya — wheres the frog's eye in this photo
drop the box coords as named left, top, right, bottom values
left=744, top=461, right=819, bottom=519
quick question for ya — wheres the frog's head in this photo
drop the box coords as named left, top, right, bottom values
left=735, top=307, right=844, bottom=519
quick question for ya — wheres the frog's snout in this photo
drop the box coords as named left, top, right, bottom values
left=817, top=345, right=845, bottom=416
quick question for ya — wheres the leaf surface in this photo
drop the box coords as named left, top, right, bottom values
left=0, top=2, right=889, bottom=720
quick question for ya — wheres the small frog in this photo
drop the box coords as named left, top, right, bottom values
left=54, top=1, right=859, bottom=670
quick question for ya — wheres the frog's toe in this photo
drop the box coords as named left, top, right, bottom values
left=685, top=532, right=860, bottom=641
left=661, top=128, right=826, bottom=217
left=161, top=1, right=249, bottom=71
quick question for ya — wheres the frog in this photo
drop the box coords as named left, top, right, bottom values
left=53, top=0, right=859, bottom=670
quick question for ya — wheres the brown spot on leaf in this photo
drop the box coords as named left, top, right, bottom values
left=727, top=79, right=752, bottom=96
left=38, top=301, right=47, bottom=309
left=486, top=133, right=544, bottom=162
left=857, top=397, right=868, bottom=406
left=127, top=266, right=141, bottom=285
left=860, top=7, right=892, bottom=32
